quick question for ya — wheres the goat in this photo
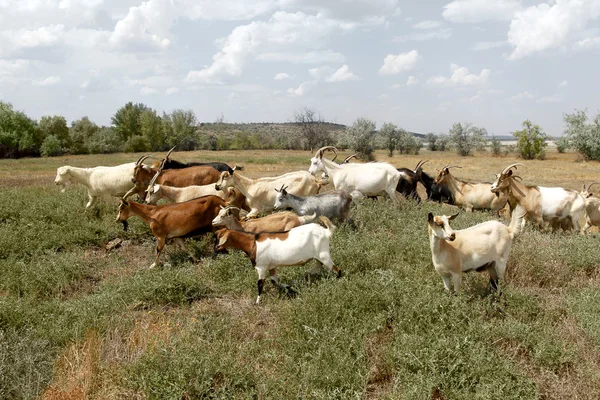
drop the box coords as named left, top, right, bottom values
left=150, top=146, right=239, bottom=173
left=420, top=171, right=454, bottom=204
left=131, top=154, right=221, bottom=201
left=490, top=163, right=586, bottom=232
left=55, top=163, right=138, bottom=208
left=212, top=206, right=318, bottom=233
left=214, top=217, right=341, bottom=304
left=308, top=146, right=406, bottom=201
left=115, top=195, right=227, bottom=268
left=580, top=182, right=600, bottom=233
left=434, top=165, right=508, bottom=213
left=214, top=168, right=327, bottom=218
left=273, top=185, right=352, bottom=223
left=395, top=160, right=428, bottom=202
left=427, top=204, right=525, bottom=293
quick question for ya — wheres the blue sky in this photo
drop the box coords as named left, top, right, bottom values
left=0, top=0, right=599, bottom=136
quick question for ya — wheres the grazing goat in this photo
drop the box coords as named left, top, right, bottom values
left=214, top=217, right=341, bottom=304
left=55, top=163, right=137, bottom=208
left=308, top=146, right=406, bottom=201
left=580, top=182, right=600, bottom=233
left=116, top=195, right=227, bottom=268
left=434, top=165, right=508, bottom=213
left=490, top=163, right=586, bottom=232
left=428, top=205, right=525, bottom=292
left=150, top=146, right=238, bottom=173
left=214, top=168, right=327, bottom=218
left=273, top=185, right=352, bottom=223
left=420, top=171, right=454, bottom=204
left=212, top=206, right=318, bottom=233
left=131, top=155, right=221, bottom=201
left=395, top=160, right=428, bottom=202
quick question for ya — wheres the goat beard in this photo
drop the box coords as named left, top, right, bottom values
left=121, top=220, right=128, bottom=231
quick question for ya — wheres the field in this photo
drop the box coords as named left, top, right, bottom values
left=1, top=149, right=600, bottom=399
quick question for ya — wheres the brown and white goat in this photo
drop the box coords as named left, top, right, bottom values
left=433, top=165, right=509, bottom=213
left=580, top=182, right=600, bottom=233
left=212, top=206, right=318, bottom=233
left=490, top=163, right=586, bottom=232
left=116, top=195, right=227, bottom=268
left=428, top=205, right=525, bottom=293
left=215, top=217, right=341, bottom=304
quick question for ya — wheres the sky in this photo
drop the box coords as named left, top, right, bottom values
left=0, top=0, right=599, bottom=136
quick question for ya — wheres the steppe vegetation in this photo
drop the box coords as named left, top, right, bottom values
left=1, top=148, right=600, bottom=399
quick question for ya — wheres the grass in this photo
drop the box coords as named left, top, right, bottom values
left=1, top=149, right=600, bottom=399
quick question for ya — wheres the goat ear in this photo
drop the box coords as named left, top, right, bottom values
left=427, top=213, right=434, bottom=223
left=449, top=212, right=460, bottom=220
left=274, top=187, right=279, bottom=192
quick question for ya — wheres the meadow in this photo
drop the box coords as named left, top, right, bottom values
left=1, top=149, right=599, bottom=399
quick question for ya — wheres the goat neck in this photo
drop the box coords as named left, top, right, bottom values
left=122, top=201, right=156, bottom=224
left=62, top=166, right=91, bottom=185
left=217, top=230, right=257, bottom=263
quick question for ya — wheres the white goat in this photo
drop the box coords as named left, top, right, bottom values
left=308, top=146, right=405, bottom=201
left=427, top=205, right=525, bottom=293
left=145, top=183, right=227, bottom=205
left=54, top=162, right=137, bottom=208
left=215, top=217, right=340, bottom=304
left=580, top=182, right=600, bottom=233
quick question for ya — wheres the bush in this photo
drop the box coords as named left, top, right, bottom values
left=86, top=127, right=122, bottom=154
left=448, top=122, right=487, bottom=156
left=556, top=136, right=570, bottom=153
left=348, top=118, right=376, bottom=161
left=491, top=136, right=503, bottom=156
left=513, top=120, right=547, bottom=160
left=564, top=109, right=600, bottom=160
left=40, top=135, right=63, bottom=157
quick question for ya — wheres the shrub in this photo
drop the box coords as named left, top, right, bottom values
left=491, top=136, right=503, bottom=156
left=513, top=120, right=547, bottom=160
left=348, top=118, right=376, bottom=161
left=555, top=136, right=570, bottom=153
left=40, top=135, right=63, bottom=157
left=123, top=135, right=150, bottom=153
left=448, top=122, right=487, bottom=156
left=564, top=109, right=600, bottom=160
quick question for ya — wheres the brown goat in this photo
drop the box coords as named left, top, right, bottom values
left=116, top=195, right=227, bottom=268
left=211, top=206, right=318, bottom=233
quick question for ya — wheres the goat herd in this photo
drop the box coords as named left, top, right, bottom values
left=53, top=146, right=600, bottom=303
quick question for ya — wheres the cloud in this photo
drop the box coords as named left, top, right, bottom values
left=558, top=80, right=568, bottom=88
left=325, top=65, right=358, bottom=82
left=379, top=50, right=420, bottom=75
left=165, top=87, right=179, bottom=95
left=507, top=0, right=600, bottom=60
left=257, top=50, right=345, bottom=64
left=406, top=75, right=419, bottom=86
left=140, top=86, right=159, bottom=95
left=471, top=40, right=507, bottom=51
left=510, top=91, right=535, bottom=100
left=443, top=0, right=522, bottom=23
left=426, top=63, right=490, bottom=87
left=33, top=76, right=61, bottom=86
left=274, top=72, right=291, bottom=80
left=287, top=80, right=317, bottom=96
left=537, top=94, right=561, bottom=103
left=0, top=24, right=66, bottom=61
left=412, top=20, right=442, bottom=29
left=393, top=28, right=452, bottom=42
left=574, top=36, right=600, bottom=50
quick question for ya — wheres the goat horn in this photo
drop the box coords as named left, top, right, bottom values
left=331, top=154, right=338, bottom=162
left=148, top=169, right=161, bottom=188
left=501, top=163, right=524, bottom=175
left=136, top=155, right=150, bottom=166
left=225, top=206, right=241, bottom=211
left=587, top=182, right=600, bottom=192
left=122, top=186, right=137, bottom=200
left=512, top=175, right=523, bottom=181
left=315, top=146, right=338, bottom=159
left=441, top=165, right=462, bottom=171
left=414, top=159, right=429, bottom=171
left=165, top=146, right=176, bottom=159
left=344, top=153, right=359, bottom=163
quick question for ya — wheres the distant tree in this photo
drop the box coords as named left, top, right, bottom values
left=555, top=136, right=570, bottom=154
left=426, top=133, right=438, bottom=151
left=86, top=127, right=122, bottom=154
left=40, top=135, right=63, bottom=157
left=448, top=122, right=487, bottom=156
left=39, top=115, right=70, bottom=151
left=111, top=102, right=148, bottom=141
left=140, top=109, right=164, bottom=151
left=348, top=117, right=377, bottom=160
left=513, top=120, right=547, bottom=160
left=380, top=122, right=399, bottom=156
left=163, top=109, right=198, bottom=150
left=69, top=116, right=99, bottom=154
left=397, top=129, right=420, bottom=155
left=0, top=101, right=40, bottom=157
left=437, top=134, right=449, bottom=151
left=293, top=107, right=330, bottom=151
left=490, top=135, right=503, bottom=156
left=564, top=109, right=600, bottom=160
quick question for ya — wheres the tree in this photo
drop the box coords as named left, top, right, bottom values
left=163, top=109, right=198, bottom=150
left=348, top=118, right=377, bottom=160
left=426, top=133, right=438, bottom=151
left=380, top=123, right=399, bottom=156
left=555, top=136, right=570, bottom=154
left=0, top=101, right=40, bottom=157
left=513, top=120, right=547, bottom=160
left=564, top=109, right=600, bottom=160
left=490, top=136, right=503, bottom=156
left=111, top=102, right=148, bottom=141
left=293, top=107, right=330, bottom=151
left=69, top=116, right=99, bottom=154
left=396, top=129, right=421, bottom=155
left=40, top=135, right=63, bottom=157
left=448, top=122, right=487, bottom=156
left=140, top=109, right=164, bottom=151
left=39, top=115, right=70, bottom=151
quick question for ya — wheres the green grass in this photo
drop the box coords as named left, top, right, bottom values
left=1, top=156, right=600, bottom=399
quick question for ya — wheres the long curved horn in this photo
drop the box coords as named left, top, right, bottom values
left=441, top=165, right=462, bottom=171
left=344, top=153, right=359, bottom=163
left=148, top=169, right=162, bottom=188
left=414, top=160, right=429, bottom=171
left=315, top=146, right=338, bottom=158
left=331, top=154, right=338, bottom=162
left=587, top=182, right=600, bottom=192
left=122, top=186, right=137, bottom=200
left=501, top=163, right=524, bottom=175
left=136, top=155, right=150, bottom=166
left=165, top=146, right=176, bottom=160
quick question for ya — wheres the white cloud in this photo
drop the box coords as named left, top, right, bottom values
left=309, top=66, right=334, bottom=80
left=537, top=94, right=561, bottom=103
left=257, top=50, right=345, bottom=64
left=274, top=72, right=291, bottom=80
left=33, top=76, right=61, bottom=86
left=391, top=83, right=403, bottom=89
left=325, top=65, right=358, bottom=82
left=287, top=80, right=317, bottom=96
left=472, top=40, right=507, bottom=51
left=140, top=86, right=158, bottom=95
left=426, top=63, right=490, bottom=87
left=379, top=50, right=420, bottom=75
left=412, top=20, right=442, bottom=29
left=393, top=27, right=452, bottom=42
left=510, top=91, right=535, bottom=100
left=165, top=87, right=179, bottom=95
left=574, top=36, right=600, bottom=50
left=507, top=0, right=600, bottom=60
left=443, top=0, right=522, bottom=23
left=406, top=75, right=419, bottom=86
left=0, top=24, right=66, bottom=60
left=558, top=80, right=568, bottom=88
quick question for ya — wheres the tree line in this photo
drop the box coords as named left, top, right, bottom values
left=0, top=100, right=599, bottom=161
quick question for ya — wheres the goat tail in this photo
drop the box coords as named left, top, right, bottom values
left=317, top=216, right=336, bottom=236
left=299, top=212, right=319, bottom=225
left=508, top=204, right=527, bottom=239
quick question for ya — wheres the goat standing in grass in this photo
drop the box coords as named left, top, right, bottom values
left=273, top=185, right=353, bottom=223
left=215, top=217, right=341, bottom=304
left=580, top=182, right=600, bottom=233
left=427, top=205, right=525, bottom=293
left=212, top=206, right=318, bottom=233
